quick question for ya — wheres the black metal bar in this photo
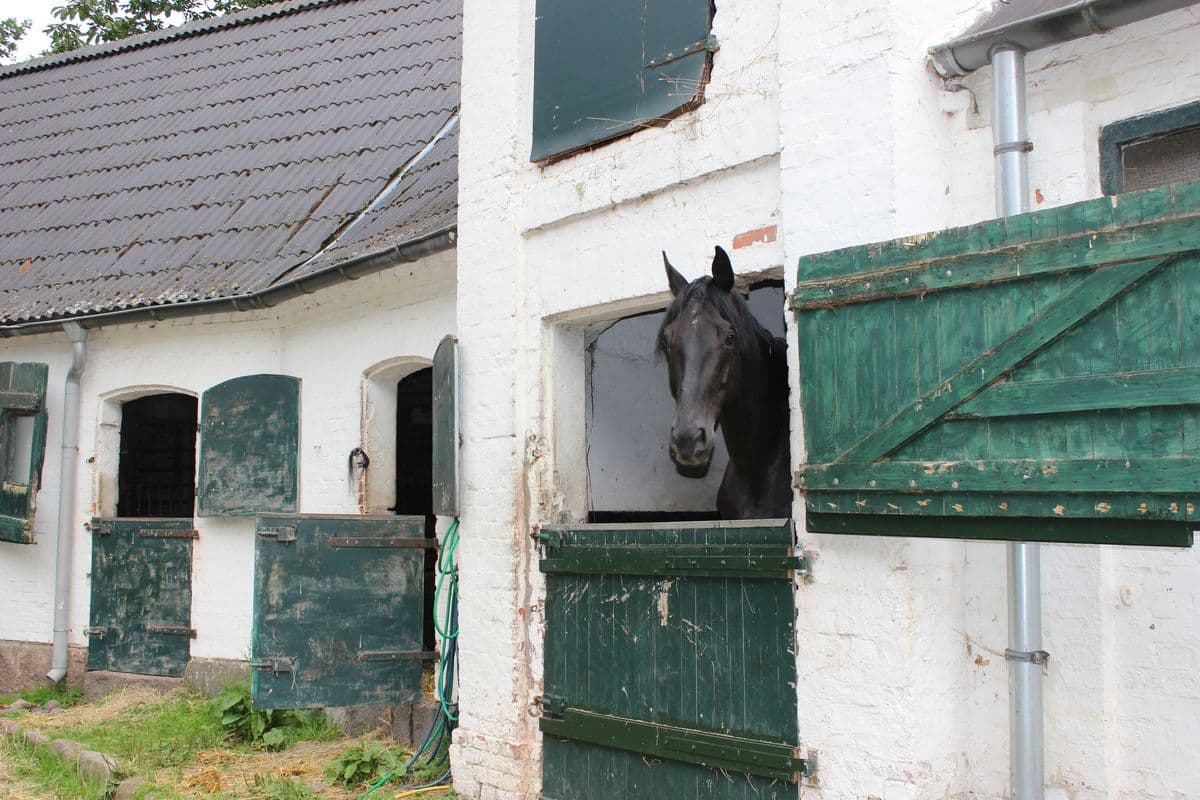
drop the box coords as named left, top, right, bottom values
left=356, top=650, right=438, bottom=662
left=137, top=529, right=199, bottom=539
left=145, top=624, right=197, bottom=637
left=329, top=537, right=437, bottom=549
left=539, top=544, right=802, bottom=578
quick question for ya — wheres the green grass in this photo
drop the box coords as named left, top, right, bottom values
left=0, top=683, right=84, bottom=709
left=0, top=734, right=103, bottom=800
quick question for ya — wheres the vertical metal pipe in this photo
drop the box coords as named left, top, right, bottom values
left=47, top=322, right=87, bottom=683
left=991, top=46, right=1045, bottom=800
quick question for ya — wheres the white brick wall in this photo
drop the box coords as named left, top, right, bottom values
left=454, top=0, right=1200, bottom=798
left=0, top=249, right=456, bottom=664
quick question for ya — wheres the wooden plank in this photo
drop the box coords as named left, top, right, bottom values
left=839, top=258, right=1172, bottom=463
left=431, top=335, right=458, bottom=516
left=951, top=367, right=1200, bottom=419
left=797, top=457, right=1199, bottom=494
left=805, top=512, right=1193, bottom=547
left=0, top=391, right=40, bottom=412
left=795, top=179, right=1200, bottom=285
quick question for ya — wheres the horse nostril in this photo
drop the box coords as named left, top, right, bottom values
left=696, top=428, right=706, bottom=447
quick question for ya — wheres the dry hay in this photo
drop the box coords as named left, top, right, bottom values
left=177, top=739, right=368, bottom=799
left=22, top=687, right=170, bottom=732
left=0, top=738, right=51, bottom=800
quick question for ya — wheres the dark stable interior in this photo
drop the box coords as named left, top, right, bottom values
left=395, top=367, right=436, bottom=651
left=117, top=393, right=198, bottom=518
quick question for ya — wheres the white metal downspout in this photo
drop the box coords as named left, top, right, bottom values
left=990, top=46, right=1046, bottom=800
left=47, top=321, right=88, bottom=683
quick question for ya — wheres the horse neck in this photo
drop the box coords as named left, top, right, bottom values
left=719, top=337, right=787, bottom=472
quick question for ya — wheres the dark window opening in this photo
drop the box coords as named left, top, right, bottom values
left=1100, top=101, right=1200, bottom=195
left=394, top=368, right=436, bottom=651
left=586, top=282, right=787, bottom=524
left=117, top=393, right=198, bottom=518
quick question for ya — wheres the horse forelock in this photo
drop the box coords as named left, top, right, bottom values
left=658, top=277, right=775, bottom=363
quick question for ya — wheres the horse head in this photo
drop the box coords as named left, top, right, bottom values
left=657, top=246, right=745, bottom=477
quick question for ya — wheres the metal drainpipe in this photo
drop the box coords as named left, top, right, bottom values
left=991, top=46, right=1046, bottom=800
left=47, top=321, right=88, bottom=683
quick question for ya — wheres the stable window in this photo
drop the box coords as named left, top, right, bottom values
left=531, top=0, right=716, bottom=162
left=0, top=361, right=49, bottom=543
left=117, top=394, right=198, bottom=518
left=586, top=282, right=785, bottom=522
left=1100, top=101, right=1200, bottom=194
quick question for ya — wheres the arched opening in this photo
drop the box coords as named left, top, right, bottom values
left=116, top=393, right=198, bottom=518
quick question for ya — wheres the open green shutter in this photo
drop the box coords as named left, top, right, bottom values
left=792, top=179, right=1200, bottom=546
left=531, top=0, right=715, bottom=161
left=0, top=362, right=49, bottom=544
left=432, top=335, right=458, bottom=516
left=197, top=374, right=299, bottom=517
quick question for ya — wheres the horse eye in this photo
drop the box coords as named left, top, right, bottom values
left=724, top=329, right=736, bottom=346
left=659, top=335, right=670, bottom=352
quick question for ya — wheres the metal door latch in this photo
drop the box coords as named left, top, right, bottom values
left=256, top=525, right=297, bottom=543
left=251, top=657, right=295, bottom=674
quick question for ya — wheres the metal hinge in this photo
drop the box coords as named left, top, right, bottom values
left=145, top=624, right=197, bottom=637
left=330, top=537, right=437, bottom=549
left=536, top=529, right=565, bottom=550
left=645, top=34, right=719, bottom=69
left=356, top=650, right=438, bottom=662
left=83, top=626, right=106, bottom=639
left=537, top=694, right=567, bottom=720
left=251, top=657, right=295, bottom=674
left=138, top=529, right=199, bottom=539
left=256, top=525, right=297, bottom=543
left=93, top=522, right=113, bottom=536
left=799, top=748, right=818, bottom=780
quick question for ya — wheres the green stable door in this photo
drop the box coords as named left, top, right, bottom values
left=538, top=520, right=810, bottom=799
left=792, top=179, right=1200, bottom=545
left=86, top=518, right=196, bottom=677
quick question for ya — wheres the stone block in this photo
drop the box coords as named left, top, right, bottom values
left=0, top=718, right=20, bottom=736
left=325, top=705, right=393, bottom=736
left=78, top=750, right=118, bottom=785
left=24, top=729, right=50, bottom=746
left=182, top=657, right=249, bottom=697
left=114, top=776, right=147, bottom=800
left=48, top=738, right=86, bottom=762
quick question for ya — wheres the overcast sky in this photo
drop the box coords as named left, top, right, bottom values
left=1, top=0, right=57, bottom=63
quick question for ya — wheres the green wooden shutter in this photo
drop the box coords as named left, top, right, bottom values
left=531, top=0, right=715, bottom=162
left=251, top=514, right=431, bottom=709
left=197, top=374, right=299, bottom=517
left=0, top=362, right=49, bottom=544
left=538, top=520, right=811, bottom=797
left=432, top=335, right=458, bottom=516
left=86, top=518, right=196, bottom=677
left=791, top=179, right=1200, bottom=546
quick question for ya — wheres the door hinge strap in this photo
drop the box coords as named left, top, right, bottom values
left=138, top=529, right=199, bottom=539
left=537, top=700, right=805, bottom=783
left=645, top=34, right=719, bottom=69
left=145, top=624, right=197, bottom=637
left=83, top=627, right=106, bottom=639
left=330, top=537, right=436, bottom=549
left=356, top=650, right=438, bottom=662
left=251, top=657, right=295, bottom=674
left=257, top=525, right=297, bottom=543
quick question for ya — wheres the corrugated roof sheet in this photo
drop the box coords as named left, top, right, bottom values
left=0, top=0, right=460, bottom=326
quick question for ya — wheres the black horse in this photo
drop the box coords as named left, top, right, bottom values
left=657, top=246, right=791, bottom=519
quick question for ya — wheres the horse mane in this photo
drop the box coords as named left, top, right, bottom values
left=657, top=277, right=782, bottom=370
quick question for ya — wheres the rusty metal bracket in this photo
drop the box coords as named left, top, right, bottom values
left=645, top=34, right=719, bottom=69
left=145, top=624, right=197, bottom=637
left=83, top=627, right=106, bottom=639
left=1005, top=648, right=1050, bottom=665
left=138, top=529, right=199, bottom=539
left=356, top=650, right=438, bottom=662
left=256, top=525, right=297, bottom=543
left=329, top=537, right=437, bottom=549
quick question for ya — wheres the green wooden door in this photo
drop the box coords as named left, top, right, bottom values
left=197, top=374, right=299, bottom=517
left=0, top=362, right=49, bottom=544
left=538, top=520, right=810, bottom=799
left=432, top=335, right=458, bottom=516
left=86, top=518, right=196, bottom=676
left=251, top=514, right=431, bottom=709
left=792, top=179, right=1200, bottom=546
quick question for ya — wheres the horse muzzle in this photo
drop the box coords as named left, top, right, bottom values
left=670, top=424, right=714, bottom=476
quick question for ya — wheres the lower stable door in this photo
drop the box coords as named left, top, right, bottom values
left=251, top=514, right=432, bottom=708
left=86, top=518, right=197, bottom=677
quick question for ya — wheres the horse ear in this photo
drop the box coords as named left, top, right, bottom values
left=663, top=251, right=688, bottom=296
left=711, top=246, right=735, bottom=292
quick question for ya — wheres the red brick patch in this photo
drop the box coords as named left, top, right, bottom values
left=732, top=224, right=777, bottom=249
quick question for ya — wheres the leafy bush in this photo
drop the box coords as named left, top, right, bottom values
left=326, top=741, right=402, bottom=786
left=212, top=682, right=336, bottom=751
